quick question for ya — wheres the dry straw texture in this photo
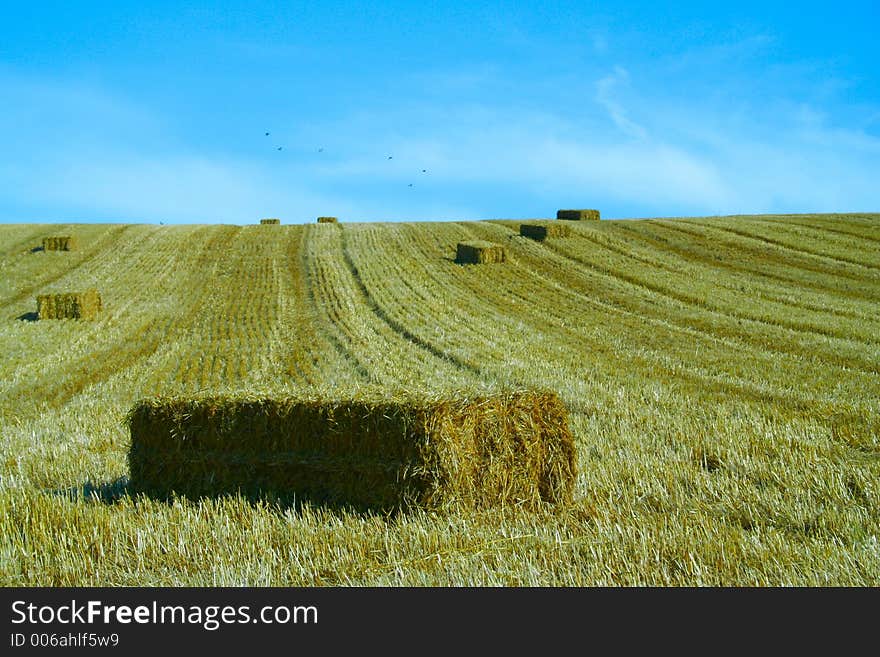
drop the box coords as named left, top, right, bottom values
left=42, top=236, right=79, bottom=251
left=127, top=390, right=576, bottom=511
left=260, top=218, right=281, bottom=225
left=557, top=209, right=600, bottom=221
left=317, top=216, right=339, bottom=223
left=456, top=241, right=507, bottom=264
left=36, top=288, right=102, bottom=320
left=520, top=223, right=573, bottom=241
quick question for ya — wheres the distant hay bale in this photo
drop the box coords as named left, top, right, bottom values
left=557, top=209, right=600, bottom=221
left=260, top=218, right=281, bottom=225
left=455, top=241, right=507, bottom=264
left=317, top=216, right=338, bottom=223
left=36, top=288, right=102, bottom=320
left=520, top=223, right=572, bottom=241
left=127, top=390, right=577, bottom=511
left=42, top=236, right=79, bottom=251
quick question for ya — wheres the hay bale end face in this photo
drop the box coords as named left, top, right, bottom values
left=520, top=223, right=572, bottom=241
left=317, top=216, right=338, bottom=223
left=455, top=241, right=507, bottom=264
left=260, top=218, right=281, bottom=225
left=127, top=390, right=577, bottom=511
left=36, top=288, right=102, bottom=320
left=42, top=236, right=79, bottom=251
left=557, top=209, right=600, bottom=221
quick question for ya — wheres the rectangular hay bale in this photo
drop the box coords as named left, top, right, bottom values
left=260, top=218, right=281, bottom=224
left=42, top=236, right=79, bottom=251
left=455, top=240, right=507, bottom=264
left=36, top=288, right=102, bottom=319
left=317, top=216, right=338, bottom=223
left=127, top=390, right=577, bottom=511
left=557, top=209, right=600, bottom=221
left=520, top=223, right=572, bottom=241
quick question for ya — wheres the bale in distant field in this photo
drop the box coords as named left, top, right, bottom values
left=557, top=209, right=600, bottom=221
left=127, top=389, right=577, bottom=511
left=42, top=236, right=79, bottom=251
left=520, top=223, right=572, bottom=241
left=36, top=288, right=102, bottom=320
left=317, top=216, right=338, bottom=223
left=455, top=241, right=507, bottom=264
left=260, top=218, right=281, bottom=225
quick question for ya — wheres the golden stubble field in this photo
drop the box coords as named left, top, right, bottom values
left=0, top=213, right=878, bottom=585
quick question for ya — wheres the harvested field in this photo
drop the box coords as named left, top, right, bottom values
left=456, top=240, right=507, bottom=264
left=36, top=288, right=102, bottom=319
left=127, top=390, right=576, bottom=511
left=1, top=213, right=879, bottom=586
left=42, top=236, right=79, bottom=251
left=557, top=209, right=600, bottom=221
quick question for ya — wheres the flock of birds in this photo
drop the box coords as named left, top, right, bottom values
left=157, top=130, right=429, bottom=226
left=264, top=131, right=427, bottom=188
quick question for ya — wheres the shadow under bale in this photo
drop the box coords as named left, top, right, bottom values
left=127, top=390, right=577, bottom=513
left=50, top=477, right=131, bottom=504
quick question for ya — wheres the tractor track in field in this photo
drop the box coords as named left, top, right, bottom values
left=573, top=221, right=879, bottom=324
left=300, top=225, right=383, bottom=384
left=338, top=225, right=485, bottom=380
left=747, top=219, right=880, bottom=262
left=283, top=227, right=363, bottom=386
left=532, top=224, right=880, bottom=349
left=395, top=222, right=877, bottom=420
left=631, top=219, right=880, bottom=303
left=410, top=223, right=837, bottom=410
left=458, top=221, right=880, bottom=381
left=686, top=221, right=880, bottom=274
left=775, top=219, right=880, bottom=245
left=612, top=220, right=880, bottom=321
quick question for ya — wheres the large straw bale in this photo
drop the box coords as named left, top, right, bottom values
left=42, top=236, right=79, bottom=251
left=317, top=216, right=338, bottom=223
left=127, top=389, right=577, bottom=511
left=260, top=218, right=281, bottom=224
left=557, top=209, right=600, bottom=221
left=520, top=223, right=572, bottom=241
left=455, top=241, right=507, bottom=264
left=36, top=288, right=102, bottom=319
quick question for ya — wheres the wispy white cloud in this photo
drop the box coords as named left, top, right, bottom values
left=595, top=66, right=648, bottom=140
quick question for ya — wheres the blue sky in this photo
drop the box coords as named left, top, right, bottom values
left=1, top=1, right=878, bottom=224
